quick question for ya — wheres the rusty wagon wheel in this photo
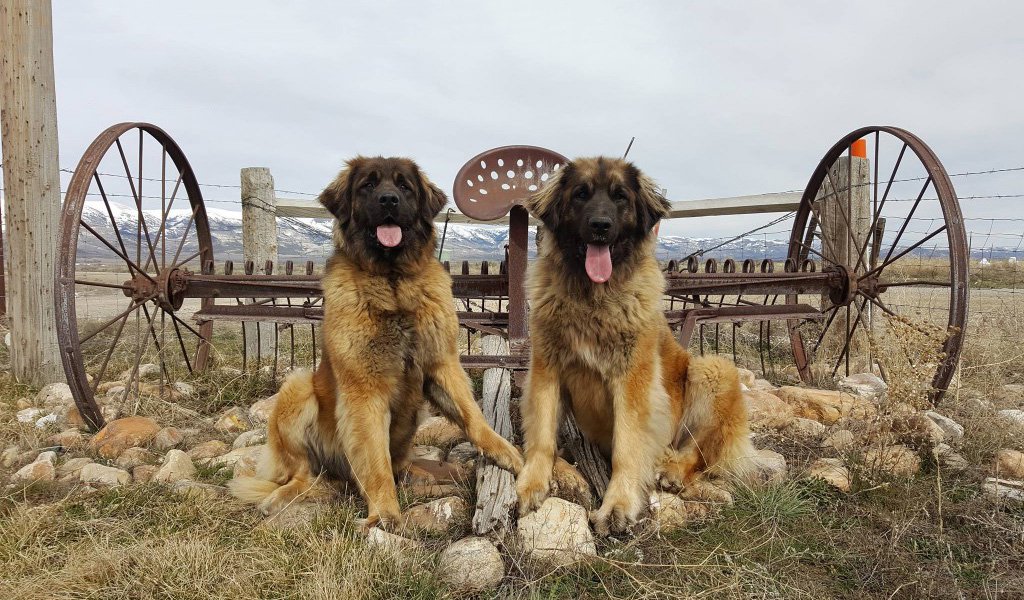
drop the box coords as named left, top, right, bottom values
left=56, top=123, right=215, bottom=430
left=786, top=126, right=968, bottom=404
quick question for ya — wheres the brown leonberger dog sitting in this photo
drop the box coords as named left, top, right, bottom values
left=230, top=157, right=523, bottom=528
left=515, top=157, right=755, bottom=535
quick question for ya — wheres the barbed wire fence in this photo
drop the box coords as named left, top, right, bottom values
left=1, top=159, right=1022, bottom=391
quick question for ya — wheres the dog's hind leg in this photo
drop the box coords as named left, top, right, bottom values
left=657, top=355, right=756, bottom=491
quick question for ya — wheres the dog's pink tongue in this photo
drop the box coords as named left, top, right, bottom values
left=585, top=244, right=613, bottom=283
left=376, top=225, right=402, bottom=248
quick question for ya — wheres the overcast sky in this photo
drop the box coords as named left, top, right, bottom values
left=32, top=1, right=1024, bottom=239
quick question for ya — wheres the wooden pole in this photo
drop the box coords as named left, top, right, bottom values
left=472, top=334, right=517, bottom=536
left=0, top=0, right=63, bottom=384
left=240, top=167, right=278, bottom=366
left=818, top=147, right=871, bottom=375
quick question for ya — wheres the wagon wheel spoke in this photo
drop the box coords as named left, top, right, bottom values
left=79, top=298, right=148, bottom=345
left=73, top=279, right=132, bottom=291
left=115, top=135, right=160, bottom=274
left=87, top=298, right=142, bottom=395
left=830, top=297, right=871, bottom=378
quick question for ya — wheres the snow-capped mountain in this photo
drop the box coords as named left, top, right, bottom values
left=74, top=202, right=1000, bottom=266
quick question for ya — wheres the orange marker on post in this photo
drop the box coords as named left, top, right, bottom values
left=851, top=138, right=867, bottom=158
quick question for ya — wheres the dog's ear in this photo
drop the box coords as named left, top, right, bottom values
left=524, top=163, right=569, bottom=230
left=634, top=168, right=671, bottom=234
left=318, top=158, right=362, bottom=229
left=416, top=168, right=448, bottom=219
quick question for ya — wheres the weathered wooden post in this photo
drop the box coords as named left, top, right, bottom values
left=0, top=0, right=63, bottom=384
left=472, top=334, right=517, bottom=535
left=240, top=167, right=278, bottom=366
left=818, top=140, right=871, bottom=374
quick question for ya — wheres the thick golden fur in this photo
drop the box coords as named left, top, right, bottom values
left=515, top=157, right=755, bottom=535
left=230, top=157, right=523, bottom=528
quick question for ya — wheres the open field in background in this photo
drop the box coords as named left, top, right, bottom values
left=2, top=256, right=1023, bottom=598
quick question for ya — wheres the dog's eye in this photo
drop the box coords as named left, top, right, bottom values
left=362, top=181, right=375, bottom=191
left=613, top=190, right=629, bottom=202
left=397, top=181, right=410, bottom=191
left=573, top=188, right=589, bottom=201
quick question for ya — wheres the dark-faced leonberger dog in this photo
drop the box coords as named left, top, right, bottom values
left=515, top=157, right=755, bottom=535
left=230, top=157, right=523, bottom=528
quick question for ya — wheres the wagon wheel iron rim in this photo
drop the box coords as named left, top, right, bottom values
left=786, top=126, right=968, bottom=405
left=56, top=123, right=215, bottom=431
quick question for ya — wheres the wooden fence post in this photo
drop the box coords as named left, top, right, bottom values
left=0, top=0, right=63, bottom=384
left=240, top=167, right=278, bottom=366
left=472, top=334, right=517, bottom=535
left=818, top=143, right=871, bottom=373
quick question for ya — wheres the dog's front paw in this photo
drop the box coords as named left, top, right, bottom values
left=516, top=464, right=551, bottom=514
left=657, top=451, right=698, bottom=493
left=358, top=508, right=401, bottom=534
left=480, top=436, right=525, bottom=475
left=590, top=492, right=645, bottom=536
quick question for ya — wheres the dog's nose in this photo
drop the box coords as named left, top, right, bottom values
left=378, top=193, right=399, bottom=208
left=589, top=217, right=612, bottom=234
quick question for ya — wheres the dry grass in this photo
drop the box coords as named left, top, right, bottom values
left=2, top=261, right=1024, bottom=598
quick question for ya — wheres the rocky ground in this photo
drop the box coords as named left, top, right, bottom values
left=1, top=365, right=1023, bottom=598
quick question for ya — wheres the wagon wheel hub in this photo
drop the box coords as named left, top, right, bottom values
left=825, top=264, right=858, bottom=306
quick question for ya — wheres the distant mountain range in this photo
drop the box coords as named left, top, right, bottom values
left=75, top=202, right=1016, bottom=265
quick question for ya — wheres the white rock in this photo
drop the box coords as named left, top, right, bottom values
left=401, top=496, right=468, bottom=535
left=80, top=463, right=131, bottom=487
left=215, top=407, right=251, bottom=433
left=152, top=427, right=185, bottom=451
left=16, top=407, right=44, bottom=423
left=784, top=417, right=827, bottom=441
left=12, top=451, right=57, bottom=483
left=863, top=445, right=921, bottom=478
left=138, top=363, right=161, bottom=380
left=925, top=411, right=964, bottom=443
left=248, top=394, right=278, bottom=424
left=35, top=382, right=74, bottom=409
left=982, top=478, right=1024, bottom=502
left=446, top=442, right=478, bottom=464
left=997, top=410, right=1024, bottom=427
left=837, top=373, right=888, bottom=401
left=57, top=457, right=94, bottom=477
left=932, top=444, right=969, bottom=472
left=232, top=445, right=266, bottom=478
left=994, top=449, right=1024, bottom=480
left=232, top=429, right=267, bottom=449
left=366, top=527, right=423, bottom=557
left=822, top=429, right=855, bottom=452
left=209, top=445, right=263, bottom=469
left=411, top=445, right=445, bottom=462
left=806, top=458, right=851, bottom=492
left=153, top=449, right=196, bottom=483
left=516, top=497, right=596, bottom=565
left=437, top=537, right=504, bottom=593
left=650, top=491, right=715, bottom=529
left=34, top=413, right=59, bottom=428
left=115, top=446, right=156, bottom=470
left=187, top=439, right=229, bottom=462
left=753, top=448, right=787, bottom=482
left=172, top=381, right=195, bottom=397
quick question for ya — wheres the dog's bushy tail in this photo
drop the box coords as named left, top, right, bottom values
left=228, top=369, right=317, bottom=505
left=227, top=477, right=281, bottom=504
left=682, top=355, right=758, bottom=482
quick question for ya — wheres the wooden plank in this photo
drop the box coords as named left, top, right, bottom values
left=240, top=167, right=278, bottom=365
left=275, top=192, right=803, bottom=223
left=559, top=401, right=610, bottom=498
left=0, top=0, right=63, bottom=383
left=472, top=335, right=518, bottom=536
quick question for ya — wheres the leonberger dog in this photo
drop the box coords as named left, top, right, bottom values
left=515, top=157, right=755, bottom=535
left=230, top=157, right=523, bottom=528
